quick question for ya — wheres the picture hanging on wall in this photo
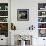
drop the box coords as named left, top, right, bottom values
left=17, top=9, right=29, bottom=21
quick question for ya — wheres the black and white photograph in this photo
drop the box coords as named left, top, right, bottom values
left=17, top=9, right=29, bottom=21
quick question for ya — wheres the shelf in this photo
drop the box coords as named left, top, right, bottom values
left=0, top=16, right=8, bottom=17
left=38, top=22, right=46, bottom=23
left=0, top=3, right=8, bottom=37
left=0, top=22, right=8, bottom=23
left=38, top=28, right=46, bottom=29
left=38, top=10, right=46, bottom=11
left=0, top=10, right=8, bottom=11
left=38, top=15, right=46, bottom=17
left=38, top=3, right=46, bottom=37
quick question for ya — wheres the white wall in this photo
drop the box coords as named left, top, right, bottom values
left=11, top=0, right=38, bottom=30
left=11, top=0, right=46, bottom=30
left=11, top=0, right=46, bottom=46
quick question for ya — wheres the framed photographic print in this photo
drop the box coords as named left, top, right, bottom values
left=17, top=9, right=29, bottom=21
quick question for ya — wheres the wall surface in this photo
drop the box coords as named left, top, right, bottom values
left=11, top=0, right=38, bottom=30
left=11, top=0, right=46, bottom=46
left=11, top=0, right=46, bottom=30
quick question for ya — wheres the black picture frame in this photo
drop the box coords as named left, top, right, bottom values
left=17, top=9, right=29, bottom=21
